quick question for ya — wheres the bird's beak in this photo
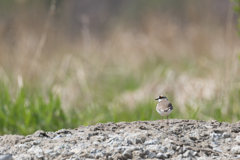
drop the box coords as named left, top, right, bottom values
left=155, top=98, right=159, bottom=100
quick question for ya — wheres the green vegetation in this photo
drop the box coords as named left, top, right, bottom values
left=0, top=82, right=77, bottom=135
left=1, top=57, right=239, bottom=135
left=0, top=1, right=240, bottom=135
left=232, top=0, right=240, bottom=35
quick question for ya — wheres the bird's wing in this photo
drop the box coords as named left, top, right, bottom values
left=156, top=99, right=173, bottom=112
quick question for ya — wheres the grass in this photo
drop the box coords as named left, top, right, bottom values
left=0, top=53, right=239, bottom=135
left=0, top=81, right=78, bottom=135
left=1, top=63, right=239, bottom=136
left=0, top=1, right=240, bottom=135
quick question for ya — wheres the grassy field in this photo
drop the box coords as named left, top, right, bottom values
left=0, top=1, right=240, bottom=135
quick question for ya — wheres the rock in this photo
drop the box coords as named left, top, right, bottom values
left=0, top=155, right=13, bottom=160
left=27, top=146, right=43, bottom=155
left=175, top=154, right=183, bottom=159
left=53, top=135, right=62, bottom=139
left=166, top=150, right=175, bottom=156
left=122, top=149, right=133, bottom=159
left=36, top=154, right=44, bottom=159
left=156, top=153, right=168, bottom=159
left=70, top=148, right=83, bottom=154
left=49, top=152, right=60, bottom=157
left=1, top=119, right=240, bottom=159
left=80, top=153, right=94, bottom=158
left=31, top=141, right=40, bottom=145
left=148, top=152, right=157, bottom=158
left=192, top=151, right=198, bottom=156
left=126, top=139, right=133, bottom=145
left=236, top=135, right=240, bottom=144
left=183, top=150, right=191, bottom=158
left=160, top=146, right=168, bottom=153
left=44, top=149, right=53, bottom=154
left=135, top=138, right=143, bottom=144
left=204, top=125, right=213, bottom=129
left=93, top=141, right=99, bottom=146
left=95, top=152, right=104, bottom=159
left=146, top=145, right=160, bottom=151
left=213, top=147, right=223, bottom=153
left=18, top=144, right=30, bottom=149
left=132, top=150, right=145, bottom=158
left=225, top=138, right=232, bottom=143
left=144, top=139, right=158, bottom=145
left=231, top=146, right=240, bottom=154
left=63, top=151, right=75, bottom=157
left=210, top=132, right=222, bottom=140
left=213, top=129, right=226, bottom=134
left=222, top=132, right=231, bottom=138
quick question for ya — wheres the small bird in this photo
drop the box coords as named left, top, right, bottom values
left=155, top=95, right=173, bottom=124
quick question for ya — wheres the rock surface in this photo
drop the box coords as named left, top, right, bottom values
left=1, top=119, right=240, bottom=159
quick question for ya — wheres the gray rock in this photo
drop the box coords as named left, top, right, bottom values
left=53, top=135, right=62, bottom=139
left=183, top=150, right=191, bottom=158
left=179, top=147, right=183, bottom=154
left=49, top=152, right=60, bottom=157
left=166, top=150, right=175, bottom=157
left=148, top=152, right=157, bottom=158
left=175, top=146, right=181, bottom=151
left=192, top=151, right=198, bottom=156
left=92, top=141, right=99, bottom=146
left=225, top=138, right=232, bottom=143
left=133, top=150, right=145, bottom=158
left=160, top=146, right=168, bottom=153
left=31, top=141, right=40, bottom=145
left=144, top=139, right=158, bottom=145
left=53, top=145, right=63, bottom=151
left=0, top=155, right=13, bottom=160
left=81, top=153, right=94, bottom=158
left=1, top=120, right=240, bottom=160
left=236, top=135, right=240, bottom=144
left=213, top=147, right=223, bottom=153
left=210, top=132, right=222, bottom=141
left=222, top=132, right=231, bottom=138
left=95, top=152, right=104, bottom=159
left=231, top=146, right=240, bottom=154
left=123, top=149, right=133, bottom=159
left=36, top=154, right=44, bottom=159
left=135, top=138, right=143, bottom=144
left=27, top=146, right=43, bottom=155
left=126, top=139, right=133, bottom=145
left=44, top=149, right=53, bottom=154
left=18, top=144, right=30, bottom=149
left=175, top=154, right=183, bottom=159
left=63, top=152, right=75, bottom=157
left=156, top=153, right=168, bottom=159
left=204, top=125, right=213, bottom=129
left=16, top=154, right=32, bottom=159
left=146, top=145, right=160, bottom=151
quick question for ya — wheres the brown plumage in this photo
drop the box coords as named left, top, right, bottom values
left=156, top=99, right=173, bottom=115
left=155, top=95, right=173, bottom=124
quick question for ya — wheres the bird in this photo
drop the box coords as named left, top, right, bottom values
left=155, top=95, right=173, bottom=124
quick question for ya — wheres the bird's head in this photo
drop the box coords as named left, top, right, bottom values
left=155, top=95, right=168, bottom=102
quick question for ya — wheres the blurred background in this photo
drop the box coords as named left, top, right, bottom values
left=0, top=0, right=240, bottom=135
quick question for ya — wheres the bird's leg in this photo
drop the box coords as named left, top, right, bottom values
left=167, top=115, right=169, bottom=125
left=161, top=116, right=163, bottom=124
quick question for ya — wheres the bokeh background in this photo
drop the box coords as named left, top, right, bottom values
left=0, top=0, right=240, bottom=135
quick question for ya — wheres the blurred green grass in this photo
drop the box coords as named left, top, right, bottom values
left=0, top=0, right=240, bottom=136
left=1, top=67, right=239, bottom=135
left=0, top=81, right=75, bottom=135
left=1, top=53, right=240, bottom=135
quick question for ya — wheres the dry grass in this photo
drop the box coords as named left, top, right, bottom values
left=0, top=1, right=240, bottom=130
